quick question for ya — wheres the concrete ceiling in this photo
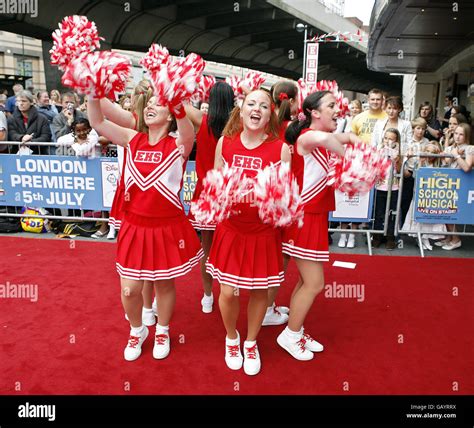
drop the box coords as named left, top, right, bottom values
left=0, top=0, right=402, bottom=93
left=368, top=0, right=474, bottom=73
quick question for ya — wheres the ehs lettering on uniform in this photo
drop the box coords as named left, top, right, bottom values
left=233, top=155, right=262, bottom=170
left=135, top=151, right=163, bottom=164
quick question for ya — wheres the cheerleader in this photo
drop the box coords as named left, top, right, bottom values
left=262, top=80, right=299, bottom=327
left=278, top=91, right=362, bottom=360
left=206, top=89, right=291, bottom=375
left=88, top=95, right=203, bottom=361
left=99, top=82, right=158, bottom=326
left=184, top=82, right=235, bottom=313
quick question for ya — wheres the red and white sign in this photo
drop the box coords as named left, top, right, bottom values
left=305, top=42, right=319, bottom=87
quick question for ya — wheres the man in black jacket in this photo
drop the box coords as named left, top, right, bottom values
left=7, top=90, right=52, bottom=155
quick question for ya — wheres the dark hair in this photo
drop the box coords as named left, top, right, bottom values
left=207, top=81, right=235, bottom=140
left=451, top=105, right=471, bottom=122
left=418, top=102, right=434, bottom=120
left=451, top=113, right=468, bottom=125
left=272, top=80, right=298, bottom=125
left=71, top=118, right=91, bottom=131
left=285, top=91, right=331, bottom=144
left=385, top=96, right=403, bottom=111
left=445, top=95, right=454, bottom=102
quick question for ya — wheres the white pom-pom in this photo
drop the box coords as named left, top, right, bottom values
left=254, top=162, right=303, bottom=228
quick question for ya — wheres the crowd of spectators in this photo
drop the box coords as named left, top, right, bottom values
left=0, top=82, right=472, bottom=249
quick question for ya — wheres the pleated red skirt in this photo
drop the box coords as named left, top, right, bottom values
left=187, top=179, right=217, bottom=231
left=206, top=219, right=284, bottom=289
left=109, top=183, right=125, bottom=231
left=282, top=212, right=330, bottom=262
left=116, top=211, right=204, bottom=281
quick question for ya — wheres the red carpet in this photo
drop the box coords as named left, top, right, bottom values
left=0, top=236, right=472, bottom=395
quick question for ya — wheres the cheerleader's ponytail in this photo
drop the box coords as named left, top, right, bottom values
left=285, top=90, right=332, bottom=144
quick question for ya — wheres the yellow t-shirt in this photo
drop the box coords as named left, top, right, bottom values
left=351, top=110, right=388, bottom=144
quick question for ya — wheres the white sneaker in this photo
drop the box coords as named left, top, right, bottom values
left=124, top=326, right=149, bottom=361
left=421, top=238, right=432, bottom=251
left=338, top=233, right=347, bottom=248
left=277, top=329, right=314, bottom=361
left=276, top=305, right=289, bottom=315
left=346, top=233, right=356, bottom=248
left=153, top=327, right=170, bottom=360
left=152, top=298, right=158, bottom=317
left=243, top=341, right=261, bottom=375
left=225, top=332, right=243, bottom=370
left=434, top=239, right=449, bottom=247
left=107, top=228, right=116, bottom=240
left=262, top=305, right=289, bottom=326
left=201, top=293, right=214, bottom=314
left=142, top=307, right=156, bottom=326
left=442, top=241, right=461, bottom=250
left=302, top=331, right=324, bottom=352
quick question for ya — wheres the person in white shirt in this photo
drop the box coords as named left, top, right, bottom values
left=56, top=118, right=101, bottom=157
left=371, top=96, right=412, bottom=151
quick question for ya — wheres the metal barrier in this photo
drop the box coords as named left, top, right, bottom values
left=395, top=153, right=474, bottom=257
left=328, top=161, right=397, bottom=256
left=0, top=141, right=116, bottom=223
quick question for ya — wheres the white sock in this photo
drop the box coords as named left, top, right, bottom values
left=156, top=324, right=169, bottom=334
left=143, top=307, right=153, bottom=312
left=203, top=293, right=213, bottom=300
left=285, top=326, right=303, bottom=341
left=226, top=332, right=240, bottom=344
left=130, top=325, right=145, bottom=336
left=244, top=340, right=257, bottom=348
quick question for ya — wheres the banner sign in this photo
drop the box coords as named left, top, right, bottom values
left=414, top=167, right=474, bottom=224
left=329, top=189, right=374, bottom=223
left=180, top=161, right=198, bottom=215
left=305, top=42, right=319, bottom=86
left=0, top=155, right=119, bottom=211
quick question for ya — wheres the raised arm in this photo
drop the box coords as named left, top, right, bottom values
left=184, top=103, right=204, bottom=131
left=88, top=97, right=136, bottom=147
left=173, top=104, right=195, bottom=158
left=100, top=98, right=136, bottom=129
left=298, top=130, right=359, bottom=157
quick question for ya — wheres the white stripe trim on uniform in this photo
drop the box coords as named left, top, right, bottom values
left=155, top=181, right=183, bottom=210
left=311, top=150, right=329, bottom=173
left=127, top=147, right=181, bottom=191
left=108, top=217, right=122, bottom=228
left=205, top=263, right=283, bottom=289
left=282, top=243, right=329, bottom=261
left=301, top=178, right=328, bottom=204
left=117, top=248, right=204, bottom=281
left=189, top=219, right=217, bottom=231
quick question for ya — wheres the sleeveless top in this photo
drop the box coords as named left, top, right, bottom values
left=221, top=133, right=284, bottom=228
left=123, top=132, right=186, bottom=218
left=292, top=128, right=335, bottom=213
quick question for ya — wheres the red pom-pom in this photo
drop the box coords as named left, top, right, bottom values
left=141, top=45, right=205, bottom=106
left=327, top=143, right=392, bottom=196
left=190, top=165, right=252, bottom=225
left=298, top=79, right=349, bottom=117
left=50, top=15, right=102, bottom=71
left=62, top=51, right=131, bottom=99
left=226, top=71, right=266, bottom=99
left=191, top=75, right=216, bottom=103
left=139, top=44, right=170, bottom=77
left=254, top=162, right=303, bottom=228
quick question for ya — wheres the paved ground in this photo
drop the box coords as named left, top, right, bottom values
left=3, top=227, right=473, bottom=259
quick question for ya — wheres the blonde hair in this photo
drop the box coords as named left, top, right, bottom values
left=223, top=90, right=280, bottom=139
left=455, top=123, right=472, bottom=145
left=411, top=117, right=427, bottom=129
left=132, top=80, right=153, bottom=133
left=423, top=142, right=441, bottom=167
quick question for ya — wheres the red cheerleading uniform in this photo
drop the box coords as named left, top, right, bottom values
left=282, top=128, right=335, bottom=262
left=188, top=114, right=219, bottom=231
left=206, top=134, right=285, bottom=289
left=116, top=132, right=204, bottom=281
